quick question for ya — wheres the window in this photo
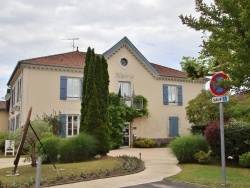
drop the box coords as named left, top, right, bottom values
left=118, top=82, right=131, bottom=97
left=168, top=85, right=177, bottom=103
left=16, top=78, right=21, bottom=102
left=67, top=78, right=80, bottom=99
left=60, top=76, right=83, bottom=100
left=163, top=84, right=183, bottom=105
left=67, top=115, right=80, bottom=137
left=11, top=87, right=15, bottom=107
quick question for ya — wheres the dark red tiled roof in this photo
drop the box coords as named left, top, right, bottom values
left=21, top=51, right=86, bottom=68
left=151, top=63, right=187, bottom=78
left=19, top=51, right=186, bottom=78
left=0, top=101, right=6, bottom=110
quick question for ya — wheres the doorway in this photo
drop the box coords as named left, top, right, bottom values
left=122, top=122, right=130, bottom=146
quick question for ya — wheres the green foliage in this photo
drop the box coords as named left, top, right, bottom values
left=239, top=152, right=250, bottom=168
left=205, top=120, right=250, bottom=157
left=37, top=111, right=62, bottom=136
left=80, top=47, right=110, bottom=154
left=0, top=132, right=9, bottom=153
left=180, top=56, right=209, bottom=79
left=225, top=121, right=250, bottom=157
left=194, top=150, right=211, bottom=164
left=169, top=134, right=209, bottom=163
left=190, top=125, right=206, bottom=135
left=36, top=135, right=61, bottom=163
left=133, top=138, right=156, bottom=148
left=58, top=133, right=98, bottom=163
left=14, top=119, right=51, bottom=166
left=186, top=90, right=237, bottom=128
left=179, top=0, right=250, bottom=90
left=108, top=93, right=149, bottom=149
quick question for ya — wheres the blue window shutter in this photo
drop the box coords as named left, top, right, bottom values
left=163, top=84, right=169, bottom=105
left=60, top=76, right=67, bottom=100
left=169, top=117, right=179, bottom=137
left=60, top=114, right=67, bottom=137
left=177, top=85, right=183, bottom=106
left=80, top=77, right=83, bottom=99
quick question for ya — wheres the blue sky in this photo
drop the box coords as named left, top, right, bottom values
left=0, top=0, right=212, bottom=100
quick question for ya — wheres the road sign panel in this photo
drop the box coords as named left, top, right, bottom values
left=210, top=72, right=229, bottom=96
left=211, top=96, right=229, bottom=103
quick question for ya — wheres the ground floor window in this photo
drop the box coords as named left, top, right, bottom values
left=67, top=115, right=80, bottom=137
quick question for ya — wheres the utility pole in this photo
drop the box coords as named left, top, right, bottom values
left=61, top=37, right=79, bottom=51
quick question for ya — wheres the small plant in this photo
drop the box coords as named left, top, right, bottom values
left=105, top=169, right=110, bottom=176
left=69, top=174, right=77, bottom=179
left=169, top=134, right=209, bottom=163
left=80, top=172, right=86, bottom=178
left=133, top=138, right=156, bottom=148
left=239, top=152, right=250, bottom=167
left=56, top=175, right=63, bottom=181
left=194, top=150, right=211, bottom=164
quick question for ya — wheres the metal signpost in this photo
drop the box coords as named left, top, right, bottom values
left=210, top=72, right=229, bottom=187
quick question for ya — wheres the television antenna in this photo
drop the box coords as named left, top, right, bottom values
left=61, top=37, right=79, bottom=51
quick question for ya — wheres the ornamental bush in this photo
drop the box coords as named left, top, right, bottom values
left=58, top=133, right=98, bottom=163
left=0, top=133, right=9, bottom=153
left=133, top=138, right=156, bottom=148
left=194, top=150, right=211, bottom=164
left=36, top=134, right=61, bottom=163
left=169, top=134, right=209, bottom=163
left=239, top=152, right=250, bottom=168
left=205, top=120, right=250, bottom=157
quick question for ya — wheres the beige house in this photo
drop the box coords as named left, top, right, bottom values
left=0, top=101, right=9, bottom=133
left=7, top=37, right=206, bottom=146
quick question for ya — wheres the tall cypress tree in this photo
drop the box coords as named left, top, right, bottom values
left=80, top=47, right=110, bottom=154
left=80, top=47, right=91, bottom=132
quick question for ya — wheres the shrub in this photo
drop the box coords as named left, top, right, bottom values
left=0, top=133, right=9, bottom=153
left=225, top=121, right=250, bottom=157
left=194, top=150, right=211, bottom=164
left=36, top=135, right=61, bottom=163
left=205, top=120, right=250, bottom=157
left=191, top=125, right=207, bottom=135
left=133, top=138, right=156, bottom=148
left=169, top=134, right=209, bottom=163
left=204, top=120, right=221, bottom=156
left=58, top=133, right=98, bottom=163
left=239, top=152, right=250, bottom=168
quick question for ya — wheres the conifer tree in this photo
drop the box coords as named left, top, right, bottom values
left=80, top=47, right=110, bottom=154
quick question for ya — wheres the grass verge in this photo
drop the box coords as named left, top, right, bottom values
left=0, top=155, right=144, bottom=187
left=166, top=164, right=250, bottom=188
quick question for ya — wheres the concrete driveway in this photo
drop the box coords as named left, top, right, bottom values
left=51, top=147, right=182, bottom=188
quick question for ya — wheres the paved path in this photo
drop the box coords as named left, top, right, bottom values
left=51, top=148, right=182, bottom=188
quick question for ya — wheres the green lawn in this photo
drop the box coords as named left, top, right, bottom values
left=167, top=164, right=250, bottom=188
left=0, top=156, right=121, bottom=186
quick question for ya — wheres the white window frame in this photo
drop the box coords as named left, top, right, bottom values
left=118, top=81, right=131, bottom=97
left=67, top=78, right=81, bottom=100
left=168, top=85, right=178, bottom=104
left=66, top=115, right=80, bottom=137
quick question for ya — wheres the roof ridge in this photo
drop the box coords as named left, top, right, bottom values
left=20, top=51, right=85, bottom=62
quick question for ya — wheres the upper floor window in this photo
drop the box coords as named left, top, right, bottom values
left=67, top=78, right=80, bottom=99
left=163, top=84, right=183, bottom=106
left=118, top=81, right=131, bottom=97
left=60, top=76, right=83, bottom=100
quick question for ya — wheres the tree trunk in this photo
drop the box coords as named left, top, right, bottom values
left=30, top=143, right=37, bottom=167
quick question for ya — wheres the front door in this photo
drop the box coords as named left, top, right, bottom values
left=122, top=123, right=130, bottom=146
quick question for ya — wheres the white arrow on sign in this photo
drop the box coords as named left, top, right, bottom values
left=211, top=96, right=229, bottom=103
